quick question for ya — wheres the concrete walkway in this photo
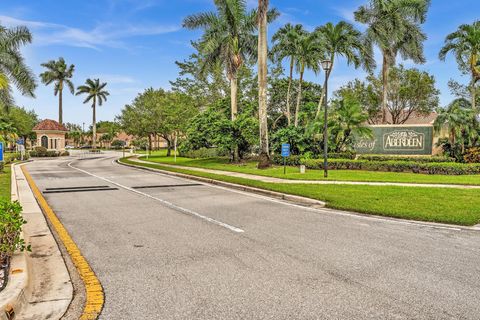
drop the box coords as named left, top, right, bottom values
left=133, top=158, right=480, bottom=189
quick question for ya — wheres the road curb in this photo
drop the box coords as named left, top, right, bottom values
left=0, top=164, right=29, bottom=320
left=118, top=159, right=326, bottom=208
left=21, top=166, right=104, bottom=320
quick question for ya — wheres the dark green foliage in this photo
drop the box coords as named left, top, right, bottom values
left=0, top=200, right=29, bottom=264
left=300, top=159, right=480, bottom=175
left=464, top=147, right=480, bottom=163
left=180, top=148, right=225, bottom=159
left=357, top=155, right=454, bottom=163
left=181, top=100, right=258, bottom=160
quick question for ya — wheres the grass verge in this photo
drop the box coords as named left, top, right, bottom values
left=140, top=153, right=480, bottom=186
left=121, top=157, right=480, bottom=226
left=0, top=165, right=11, bottom=201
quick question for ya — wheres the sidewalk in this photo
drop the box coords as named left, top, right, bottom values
left=3, top=163, right=73, bottom=320
left=132, top=158, right=480, bottom=189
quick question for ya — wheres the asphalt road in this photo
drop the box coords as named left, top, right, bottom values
left=26, top=152, right=480, bottom=319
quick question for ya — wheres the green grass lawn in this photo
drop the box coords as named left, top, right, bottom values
left=0, top=165, right=11, bottom=201
left=121, top=157, right=480, bottom=226
left=138, top=151, right=480, bottom=186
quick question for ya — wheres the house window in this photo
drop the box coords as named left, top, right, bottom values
left=41, top=135, right=48, bottom=148
left=54, top=139, right=57, bottom=149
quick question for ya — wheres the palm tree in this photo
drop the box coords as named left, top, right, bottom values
left=0, top=24, right=36, bottom=111
left=314, top=21, right=375, bottom=120
left=294, top=31, right=323, bottom=127
left=271, top=24, right=306, bottom=126
left=75, top=79, right=109, bottom=150
left=439, top=21, right=480, bottom=112
left=434, top=98, right=475, bottom=149
left=257, top=0, right=270, bottom=168
left=355, top=0, right=430, bottom=123
left=40, top=58, right=75, bottom=125
left=183, top=0, right=278, bottom=161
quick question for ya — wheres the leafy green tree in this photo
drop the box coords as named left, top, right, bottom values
left=0, top=106, right=38, bottom=142
left=355, top=0, right=430, bottom=123
left=379, top=65, right=439, bottom=124
left=314, top=21, right=374, bottom=119
left=271, top=24, right=306, bottom=126
left=0, top=24, right=36, bottom=111
left=334, top=79, right=381, bottom=124
left=293, top=31, right=323, bottom=127
left=439, top=21, right=480, bottom=111
left=40, top=58, right=75, bottom=124
left=76, top=79, right=109, bottom=150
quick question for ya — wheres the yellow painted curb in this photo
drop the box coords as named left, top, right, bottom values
left=21, top=165, right=104, bottom=320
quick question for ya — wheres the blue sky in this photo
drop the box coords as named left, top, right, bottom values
left=1, top=0, right=479, bottom=125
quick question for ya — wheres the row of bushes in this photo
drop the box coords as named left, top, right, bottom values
left=357, top=155, right=454, bottom=163
left=272, top=155, right=480, bottom=175
left=303, top=159, right=480, bottom=175
left=29, top=147, right=69, bottom=158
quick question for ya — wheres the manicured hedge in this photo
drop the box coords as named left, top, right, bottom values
left=272, top=152, right=355, bottom=166
left=357, top=154, right=454, bottom=163
left=301, top=159, right=480, bottom=175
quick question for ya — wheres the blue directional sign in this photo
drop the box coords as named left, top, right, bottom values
left=281, top=143, right=290, bottom=157
left=16, top=138, right=24, bottom=145
left=0, top=142, right=3, bottom=162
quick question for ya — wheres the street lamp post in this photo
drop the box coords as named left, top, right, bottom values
left=321, top=59, right=332, bottom=178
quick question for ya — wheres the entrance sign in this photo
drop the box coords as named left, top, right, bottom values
left=281, top=143, right=290, bottom=174
left=0, top=142, right=3, bottom=162
left=354, top=125, right=433, bottom=155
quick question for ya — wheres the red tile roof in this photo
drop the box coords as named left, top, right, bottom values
left=33, top=119, right=68, bottom=132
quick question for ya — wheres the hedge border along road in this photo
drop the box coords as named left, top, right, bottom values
left=0, top=164, right=11, bottom=200
left=21, top=165, right=104, bottom=320
left=120, top=157, right=480, bottom=226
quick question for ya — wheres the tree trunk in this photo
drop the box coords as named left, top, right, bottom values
left=58, top=86, right=63, bottom=125
left=230, top=76, right=239, bottom=162
left=294, top=66, right=305, bottom=127
left=166, top=137, right=172, bottom=156
left=471, top=78, right=477, bottom=113
left=257, top=0, right=270, bottom=169
left=286, top=57, right=294, bottom=126
left=92, top=97, right=97, bottom=150
left=315, top=64, right=333, bottom=120
left=381, top=54, right=389, bottom=124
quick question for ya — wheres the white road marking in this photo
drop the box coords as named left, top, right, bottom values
left=115, top=159, right=466, bottom=233
left=67, top=161, right=245, bottom=234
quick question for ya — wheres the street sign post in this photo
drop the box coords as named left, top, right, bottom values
left=281, top=143, right=290, bottom=174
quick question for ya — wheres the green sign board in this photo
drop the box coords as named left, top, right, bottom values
left=354, top=126, right=433, bottom=155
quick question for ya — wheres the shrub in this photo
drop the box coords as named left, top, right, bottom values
left=300, top=158, right=480, bottom=175
left=180, top=147, right=222, bottom=159
left=357, top=154, right=454, bottom=163
left=60, top=151, right=70, bottom=157
left=111, top=140, right=126, bottom=149
left=464, top=147, right=480, bottom=163
left=30, top=146, right=48, bottom=157
left=46, top=151, right=60, bottom=157
left=0, top=200, right=29, bottom=265
left=0, top=162, right=4, bottom=172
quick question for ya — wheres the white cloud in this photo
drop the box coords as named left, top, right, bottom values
left=0, top=15, right=180, bottom=50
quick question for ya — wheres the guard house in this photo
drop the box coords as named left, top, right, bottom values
left=33, top=119, right=68, bottom=151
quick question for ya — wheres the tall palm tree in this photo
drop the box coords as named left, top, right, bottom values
left=314, top=21, right=375, bottom=119
left=294, top=31, right=323, bottom=127
left=76, top=79, right=109, bottom=150
left=183, top=0, right=278, bottom=161
left=40, top=57, right=75, bottom=125
left=257, top=0, right=270, bottom=168
left=0, top=24, right=36, bottom=111
left=439, top=21, right=480, bottom=112
left=271, top=24, right=306, bottom=126
left=355, top=0, right=430, bottom=123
